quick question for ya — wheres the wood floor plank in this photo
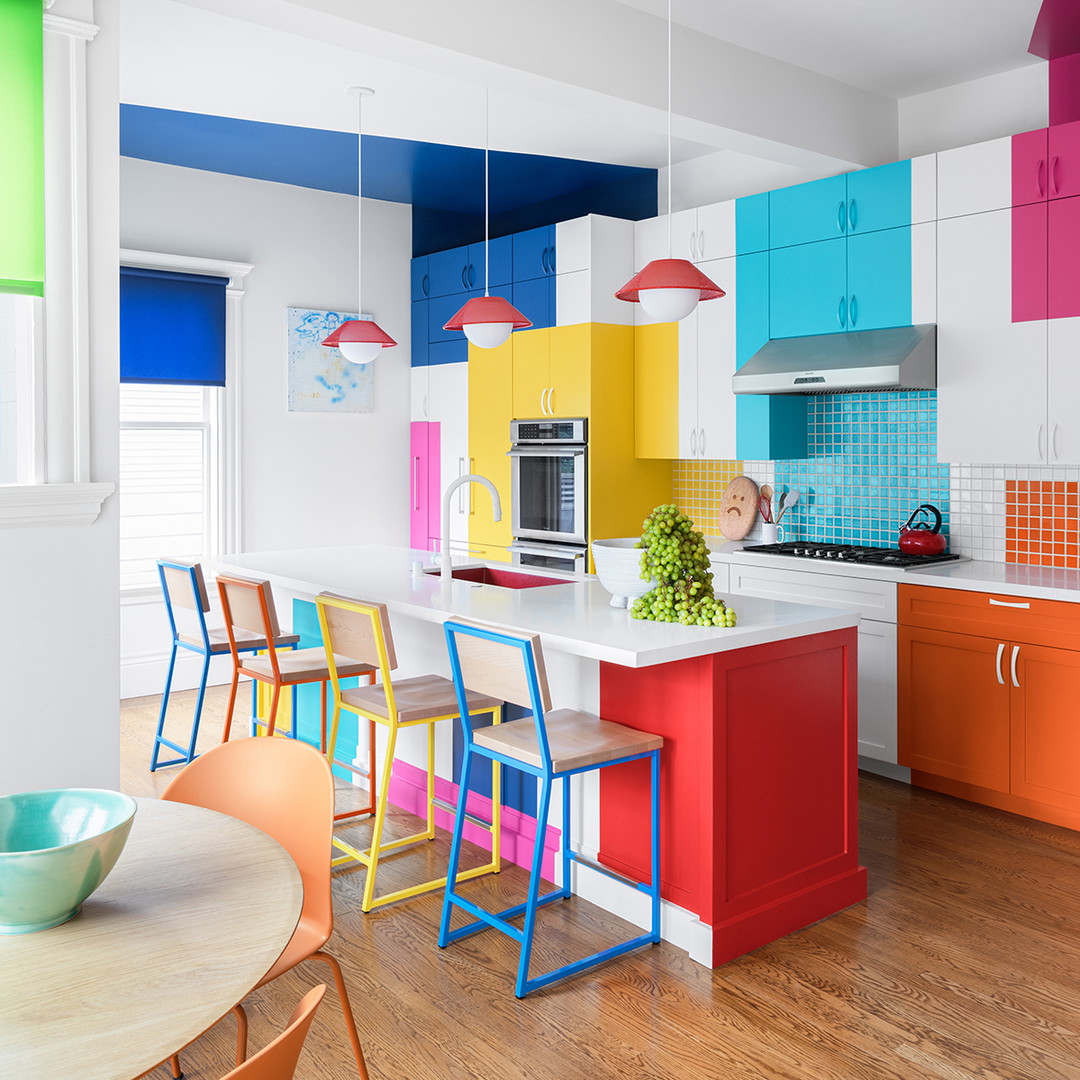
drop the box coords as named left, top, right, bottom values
left=121, top=688, right=1080, bottom=1080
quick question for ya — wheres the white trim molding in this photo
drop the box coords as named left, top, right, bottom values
left=0, top=482, right=114, bottom=526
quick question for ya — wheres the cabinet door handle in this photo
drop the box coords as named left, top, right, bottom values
left=1051, top=155, right=1061, bottom=197
left=699, top=427, right=706, bottom=456
left=461, top=266, right=468, bottom=289
left=837, top=201, right=846, bottom=233
left=849, top=295, right=858, bottom=328
left=697, top=229, right=705, bottom=260
left=1010, top=644, right=1021, bottom=688
left=988, top=598, right=1031, bottom=609
left=549, top=246, right=555, bottom=273
left=1053, top=422, right=1061, bottom=460
left=548, top=386, right=556, bottom=415
left=458, top=457, right=467, bottom=513
left=469, top=263, right=476, bottom=288
left=423, top=394, right=429, bottom=419
left=541, top=247, right=549, bottom=274
left=690, top=428, right=698, bottom=456
left=848, top=198, right=857, bottom=231
left=995, top=642, right=1006, bottom=686
left=413, top=457, right=421, bottom=511
left=1037, top=159, right=1047, bottom=198
left=422, top=273, right=430, bottom=297
left=1038, top=423, right=1046, bottom=460
left=837, top=296, right=847, bottom=328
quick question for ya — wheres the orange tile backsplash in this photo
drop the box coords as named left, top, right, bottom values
left=1006, top=480, right=1080, bottom=568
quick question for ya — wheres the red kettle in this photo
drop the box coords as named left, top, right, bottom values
left=899, top=504, right=947, bottom=555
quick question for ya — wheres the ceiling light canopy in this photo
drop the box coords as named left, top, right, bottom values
left=322, top=86, right=396, bottom=363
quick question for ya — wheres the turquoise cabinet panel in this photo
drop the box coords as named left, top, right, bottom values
left=735, top=192, right=770, bottom=254
left=411, top=300, right=429, bottom=367
left=847, top=227, right=912, bottom=330
left=846, top=160, right=911, bottom=234
left=735, top=252, right=806, bottom=459
left=513, top=225, right=556, bottom=281
left=513, top=275, right=555, bottom=330
left=769, top=238, right=847, bottom=338
left=769, top=174, right=847, bottom=248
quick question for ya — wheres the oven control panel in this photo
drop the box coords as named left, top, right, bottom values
left=511, top=418, right=587, bottom=444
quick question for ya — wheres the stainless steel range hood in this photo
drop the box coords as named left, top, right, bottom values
left=732, top=323, right=936, bottom=395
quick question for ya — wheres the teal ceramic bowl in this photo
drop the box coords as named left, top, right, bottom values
left=0, top=789, right=137, bottom=934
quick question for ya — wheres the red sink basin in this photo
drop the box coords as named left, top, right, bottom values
left=427, top=566, right=573, bottom=589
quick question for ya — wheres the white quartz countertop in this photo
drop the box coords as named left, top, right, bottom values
left=218, top=545, right=856, bottom=669
left=709, top=539, right=1080, bottom=604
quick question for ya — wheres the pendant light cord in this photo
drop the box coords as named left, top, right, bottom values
left=357, top=89, right=365, bottom=317
left=485, top=88, right=490, bottom=297
left=666, top=0, right=672, bottom=259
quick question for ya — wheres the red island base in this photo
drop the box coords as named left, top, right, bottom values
left=598, top=627, right=867, bottom=968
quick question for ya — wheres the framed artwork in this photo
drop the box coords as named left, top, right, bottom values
left=286, top=307, right=374, bottom=413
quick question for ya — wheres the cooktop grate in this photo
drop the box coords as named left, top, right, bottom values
left=740, top=541, right=961, bottom=568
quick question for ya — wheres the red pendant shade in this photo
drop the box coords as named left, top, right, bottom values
left=443, top=294, right=532, bottom=332
left=321, top=318, right=397, bottom=349
left=614, top=258, right=726, bottom=303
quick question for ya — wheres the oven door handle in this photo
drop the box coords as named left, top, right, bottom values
left=506, top=446, right=586, bottom=457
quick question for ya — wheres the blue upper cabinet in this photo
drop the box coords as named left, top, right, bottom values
left=428, top=245, right=475, bottom=297
left=513, top=225, right=556, bottom=282
left=476, top=235, right=513, bottom=289
left=411, top=256, right=430, bottom=299
left=512, top=275, right=555, bottom=330
left=769, top=161, right=913, bottom=249
left=769, top=175, right=848, bottom=248
left=422, top=235, right=514, bottom=298
left=411, top=299, right=429, bottom=367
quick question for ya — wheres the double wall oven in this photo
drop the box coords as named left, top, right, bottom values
left=507, top=418, right=588, bottom=572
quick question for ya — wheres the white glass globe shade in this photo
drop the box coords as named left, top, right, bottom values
left=463, top=321, right=514, bottom=349
left=339, top=339, right=383, bottom=364
left=638, top=287, right=699, bottom=322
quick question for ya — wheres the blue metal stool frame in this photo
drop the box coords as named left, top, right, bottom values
left=150, top=559, right=298, bottom=771
left=439, top=618, right=662, bottom=998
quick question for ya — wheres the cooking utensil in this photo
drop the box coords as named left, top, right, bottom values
left=774, top=488, right=786, bottom=521
left=899, top=504, right=947, bottom=555
left=759, top=484, right=772, bottom=517
left=776, top=488, right=799, bottom=522
left=758, top=494, right=772, bottom=523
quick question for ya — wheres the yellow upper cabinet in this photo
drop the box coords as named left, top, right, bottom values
left=467, top=337, right=514, bottom=561
left=633, top=322, right=679, bottom=459
left=512, top=324, right=591, bottom=419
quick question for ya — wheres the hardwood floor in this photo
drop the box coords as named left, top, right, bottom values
left=125, top=687, right=1080, bottom=1080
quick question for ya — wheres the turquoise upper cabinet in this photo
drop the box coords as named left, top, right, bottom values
left=769, top=174, right=848, bottom=248
left=846, top=227, right=912, bottom=330
left=769, top=238, right=847, bottom=338
left=845, top=161, right=911, bottom=234
left=735, top=193, right=769, bottom=254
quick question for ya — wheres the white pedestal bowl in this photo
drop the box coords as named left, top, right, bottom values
left=591, top=538, right=654, bottom=608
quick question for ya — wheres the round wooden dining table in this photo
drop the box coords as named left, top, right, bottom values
left=0, top=797, right=303, bottom=1080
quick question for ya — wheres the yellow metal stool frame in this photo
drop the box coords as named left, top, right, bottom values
left=315, top=593, right=504, bottom=912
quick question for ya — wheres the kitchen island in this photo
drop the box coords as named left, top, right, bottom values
left=218, top=545, right=866, bottom=967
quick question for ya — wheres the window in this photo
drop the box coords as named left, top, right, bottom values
left=0, top=294, right=40, bottom=485
left=118, top=384, right=222, bottom=590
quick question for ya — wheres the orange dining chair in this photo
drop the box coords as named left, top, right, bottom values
left=161, top=737, right=370, bottom=1079
left=138, top=985, right=326, bottom=1080
left=315, top=592, right=503, bottom=912
left=215, top=573, right=377, bottom=824
left=151, top=559, right=301, bottom=771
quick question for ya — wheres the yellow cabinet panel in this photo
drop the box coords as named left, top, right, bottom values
left=467, top=338, right=513, bottom=560
left=512, top=328, right=549, bottom=418
left=633, top=323, right=679, bottom=459
left=547, top=324, right=591, bottom=418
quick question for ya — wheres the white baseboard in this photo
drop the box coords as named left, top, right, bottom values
left=120, top=649, right=234, bottom=701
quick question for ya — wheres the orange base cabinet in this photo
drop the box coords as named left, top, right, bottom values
left=898, top=584, right=1080, bottom=829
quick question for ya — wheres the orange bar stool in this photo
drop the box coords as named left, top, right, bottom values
left=315, top=592, right=504, bottom=912
left=151, top=559, right=300, bottom=771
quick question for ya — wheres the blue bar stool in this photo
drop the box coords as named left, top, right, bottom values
left=150, top=560, right=300, bottom=771
left=440, top=618, right=664, bottom=998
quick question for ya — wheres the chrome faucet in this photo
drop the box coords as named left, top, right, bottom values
left=440, top=473, right=502, bottom=585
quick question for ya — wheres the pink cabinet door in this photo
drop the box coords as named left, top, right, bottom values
left=1049, top=195, right=1080, bottom=319
left=1012, top=201, right=1048, bottom=323
left=409, top=422, right=441, bottom=551
left=1013, top=128, right=1049, bottom=206
left=1049, top=119, right=1080, bottom=199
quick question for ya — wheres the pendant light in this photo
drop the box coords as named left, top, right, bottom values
left=322, top=86, right=396, bottom=364
left=443, top=89, right=531, bottom=349
left=615, top=0, right=725, bottom=321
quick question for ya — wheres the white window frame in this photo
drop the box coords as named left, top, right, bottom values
left=118, top=249, right=252, bottom=599
left=0, top=10, right=111, bottom=526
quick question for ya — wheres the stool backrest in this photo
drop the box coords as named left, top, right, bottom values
left=217, top=573, right=284, bottom=640
left=162, top=736, right=336, bottom=941
left=315, top=593, right=397, bottom=673
left=444, top=619, right=554, bottom=768
left=157, top=559, right=212, bottom=648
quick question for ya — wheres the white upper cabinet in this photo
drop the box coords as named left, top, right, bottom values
left=554, top=215, right=635, bottom=326
left=936, top=136, right=1013, bottom=219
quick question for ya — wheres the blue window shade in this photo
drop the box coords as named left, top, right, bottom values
left=120, top=266, right=227, bottom=386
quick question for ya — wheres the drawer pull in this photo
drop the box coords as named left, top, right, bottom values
left=1010, top=644, right=1021, bottom=689
left=988, top=598, right=1030, bottom=609
left=995, top=642, right=1005, bottom=686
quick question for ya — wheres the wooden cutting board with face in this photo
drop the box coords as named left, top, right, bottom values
left=718, top=475, right=759, bottom=540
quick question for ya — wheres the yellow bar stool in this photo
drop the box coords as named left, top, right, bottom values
left=315, top=593, right=503, bottom=912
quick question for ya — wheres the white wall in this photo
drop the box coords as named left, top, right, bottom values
left=118, top=159, right=412, bottom=698
left=899, top=63, right=1048, bottom=159
left=2, top=0, right=122, bottom=796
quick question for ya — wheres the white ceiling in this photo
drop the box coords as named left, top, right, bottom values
left=122, top=0, right=1050, bottom=200
left=614, top=0, right=1045, bottom=99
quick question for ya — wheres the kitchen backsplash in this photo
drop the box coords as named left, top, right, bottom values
left=673, top=390, right=1080, bottom=568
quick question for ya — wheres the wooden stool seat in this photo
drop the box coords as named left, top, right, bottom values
left=341, top=673, right=501, bottom=725
left=474, top=708, right=663, bottom=774
left=242, top=648, right=374, bottom=686
left=178, top=627, right=301, bottom=654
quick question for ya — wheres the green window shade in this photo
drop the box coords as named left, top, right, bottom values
left=0, top=0, right=44, bottom=297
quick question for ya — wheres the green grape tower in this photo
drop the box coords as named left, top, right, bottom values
left=629, top=504, right=738, bottom=627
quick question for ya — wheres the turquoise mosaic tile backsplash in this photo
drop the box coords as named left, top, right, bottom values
left=771, top=391, right=950, bottom=547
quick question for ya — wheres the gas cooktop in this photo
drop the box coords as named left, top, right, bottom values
left=740, top=541, right=962, bottom=568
